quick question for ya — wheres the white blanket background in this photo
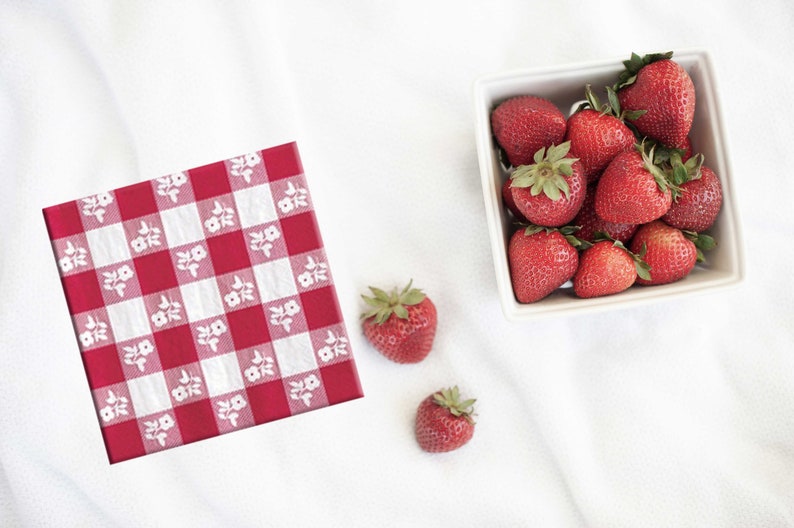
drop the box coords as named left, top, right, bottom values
left=2, top=1, right=794, bottom=526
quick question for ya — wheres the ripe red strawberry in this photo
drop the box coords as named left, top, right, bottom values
left=361, top=280, right=437, bottom=364
left=595, top=144, right=674, bottom=224
left=491, top=95, right=567, bottom=167
left=629, top=221, right=698, bottom=285
left=615, top=52, right=695, bottom=149
left=502, top=178, right=527, bottom=221
left=572, top=185, right=638, bottom=244
left=565, top=85, right=638, bottom=183
left=508, top=225, right=581, bottom=303
left=573, top=239, right=650, bottom=298
left=662, top=165, right=723, bottom=232
left=508, top=142, right=586, bottom=227
left=415, top=386, right=476, bottom=453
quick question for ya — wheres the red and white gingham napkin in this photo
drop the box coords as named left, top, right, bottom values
left=43, top=142, right=363, bottom=463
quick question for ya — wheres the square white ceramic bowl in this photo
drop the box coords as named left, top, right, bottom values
left=473, top=49, right=745, bottom=321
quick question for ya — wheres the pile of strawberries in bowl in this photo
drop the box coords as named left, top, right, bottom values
left=474, top=50, right=744, bottom=319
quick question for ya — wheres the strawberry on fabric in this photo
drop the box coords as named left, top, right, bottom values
left=565, top=84, right=639, bottom=183
left=508, top=142, right=586, bottom=227
left=415, top=386, right=476, bottom=453
left=662, top=164, right=723, bottom=232
left=615, top=51, right=695, bottom=149
left=595, top=143, right=676, bottom=224
left=491, top=95, right=567, bottom=167
left=508, top=224, right=583, bottom=303
left=573, top=238, right=650, bottom=298
left=572, top=185, right=638, bottom=244
left=361, top=280, right=437, bottom=364
left=629, top=220, right=715, bottom=285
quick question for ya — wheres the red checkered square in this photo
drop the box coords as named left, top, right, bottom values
left=226, top=306, right=271, bottom=350
left=206, top=230, right=252, bottom=275
left=189, top=161, right=232, bottom=200
left=173, top=399, right=219, bottom=444
left=320, top=360, right=364, bottom=405
left=279, top=212, right=323, bottom=255
left=262, top=142, right=303, bottom=181
left=133, top=250, right=179, bottom=295
left=43, top=201, right=84, bottom=240
left=82, top=344, right=125, bottom=389
left=300, top=286, right=343, bottom=330
left=62, top=270, right=105, bottom=315
left=153, top=324, right=199, bottom=370
left=101, top=420, right=146, bottom=464
left=115, top=181, right=159, bottom=220
left=247, top=380, right=292, bottom=424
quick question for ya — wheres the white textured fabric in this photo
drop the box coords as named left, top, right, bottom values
left=2, top=1, right=794, bottom=526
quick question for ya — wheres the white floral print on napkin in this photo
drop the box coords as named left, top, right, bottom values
left=171, top=369, right=202, bottom=402
left=289, top=374, right=320, bottom=407
left=156, top=172, right=188, bottom=203
left=144, top=414, right=175, bottom=447
left=99, top=389, right=129, bottom=422
left=317, top=330, right=349, bottom=363
left=197, top=319, right=228, bottom=352
left=277, top=181, right=308, bottom=214
left=58, top=241, right=88, bottom=273
left=269, top=300, right=300, bottom=333
left=204, top=200, right=235, bottom=233
left=296, top=255, right=328, bottom=288
left=122, top=339, right=154, bottom=372
left=229, top=152, right=262, bottom=184
left=81, top=192, right=113, bottom=223
left=102, top=264, right=134, bottom=298
left=217, top=395, right=248, bottom=427
left=248, top=225, right=281, bottom=258
left=243, top=349, right=275, bottom=383
left=175, top=245, right=207, bottom=278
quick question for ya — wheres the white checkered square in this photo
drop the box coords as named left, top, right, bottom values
left=179, top=277, right=225, bottom=322
left=127, top=372, right=172, bottom=416
left=273, top=333, right=317, bottom=377
left=105, top=297, right=151, bottom=342
left=252, top=259, right=297, bottom=302
left=233, top=185, right=277, bottom=228
left=160, top=203, right=205, bottom=247
left=200, top=353, right=245, bottom=397
left=85, top=223, right=131, bottom=267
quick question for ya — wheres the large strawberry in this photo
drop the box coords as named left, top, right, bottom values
left=361, top=280, right=437, bottom=364
left=565, top=85, right=639, bottom=183
left=573, top=239, right=650, bottom=298
left=615, top=51, right=695, bottom=149
left=415, top=386, right=476, bottom=453
left=628, top=220, right=715, bottom=285
left=508, top=225, right=581, bottom=303
left=491, top=95, right=567, bottom=167
left=662, top=164, right=723, bottom=232
left=508, top=142, right=586, bottom=227
left=502, top=178, right=527, bottom=221
left=572, top=185, right=638, bottom=244
left=595, top=143, right=675, bottom=224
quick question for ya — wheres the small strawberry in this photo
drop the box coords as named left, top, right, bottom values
left=415, top=386, right=476, bottom=453
left=491, top=95, right=567, bottom=167
left=508, top=142, right=586, bottom=227
left=508, top=224, right=582, bottom=303
left=565, top=84, right=639, bottom=183
left=628, top=220, right=715, bottom=285
left=572, top=185, right=638, bottom=244
left=662, top=165, right=723, bottom=232
left=615, top=51, right=696, bottom=149
left=595, top=143, right=675, bottom=224
left=573, top=238, right=650, bottom=298
left=361, top=280, right=437, bottom=364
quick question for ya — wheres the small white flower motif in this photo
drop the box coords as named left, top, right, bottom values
left=230, top=152, right=262, bottom=184
left=80, top=315, right=108, bottom=348
left=171, top=385, right=188, bottom=402
left=197, top=319, right=228, bottom=352
left=204, top=216, right=221, bottom=233
left=245, top=349, right=275, bottom=383
left=100, top=390, right=129, bottom=422
left=204, top=200, right=235, bottom=233
left=289, top=374, right=321, bottom=407
left=224, top=291, right=241, bottom=308
left=151, top=295, right=182, bottom=327
left=224, top=275, right=255, bottom=308
left=130, top=237, right=147, bottom=253
left=317, top=330, right=349, bottom=363
left=58, top=256, right=74, bottom=273
left=217, top=394, right=248, bottom=427
left=144, top=413, right=174, bottom=447
left=58, top=240, right=89, bottom=273
left=297, top=255, right=329, bottom=289
left=176, top=244, right=207, bottom=278
left=277, top=181, right=309, bottom=214
left=151, top=310, right=168, bottom=328
left=81, top=193, right=113, bottom=223
left=102, top=264, right=135, bottom=298
left=156, top=172, right=188, bottom=203
left=123, top=338, right=154, bottom=372
left=170, top=369, right=202, bottom=402
left=130, top=220, right=162, bottom=253
left=248, top=225, right=281, bottom=258
left=269, top=300, right=301, bottom=333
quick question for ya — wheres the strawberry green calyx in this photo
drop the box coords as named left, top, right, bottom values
left=593, top=232, right=651, bottom=280
left=361, top=279, right=426, bottom=324
left=683, top=231, right=717, bottom=263
left=577, top=84, right=646, bottom=122
left=510, top=142, right=579, bottom=201
left=523, top=223, right=591, bottom=250
left=668, top=152, right=704, bottom=187
left=433, top=386, right=476, bottom=425
left=614, top=51, right=675, bottom=91
left=636, top=142, right=681, bottom=196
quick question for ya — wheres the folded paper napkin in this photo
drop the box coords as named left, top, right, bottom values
left=42, top=142, right=364, bottom=463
